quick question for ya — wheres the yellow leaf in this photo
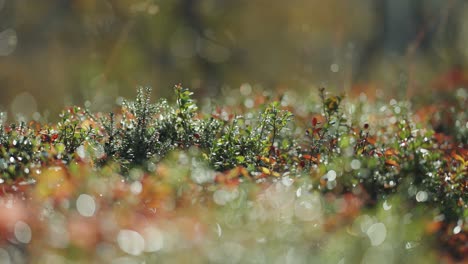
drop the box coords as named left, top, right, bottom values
left=261, top=167, right=271, bottom=175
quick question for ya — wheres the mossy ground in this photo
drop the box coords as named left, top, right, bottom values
left=0, top=86, right=466, bottom=263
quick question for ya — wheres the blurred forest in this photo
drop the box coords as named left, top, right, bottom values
left=1, top=0, right=468, bottom=120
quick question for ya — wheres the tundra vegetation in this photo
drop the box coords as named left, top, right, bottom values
left=0, top=85, right=466, bottom=263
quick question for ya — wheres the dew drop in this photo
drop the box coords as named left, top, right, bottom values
left=191, top=164, right=215, bottom=184
left=76, top=145, right=86, bottom=159
left=350, top=159, right=361, bottom=170
left=383, top=200, right=392, bottom=211
left=281, top=176, right=293, bottom=187
left=357, top=215, right=374, bottom=233
left=130, top=181, right=142, bottom=195
left=405, top=241, right=419, bottom=249
left=244, top=98, right=254, bottom=108
left=213, top=189, right=238, bottom=206
left=326, top=170, right=336, bottom=181
left=215, top=223, right=222, bottom=238
left=142, top=227, right=164, bottom=252
left=117, top=229, right=145, bottom=255
left=367, top=222, right=387, bottom=246
left=14, top=221, right=32, bottom=244
left=415, top=191, right=428, bottom=202
left=240, top=83, right=252, bottom=96
left=76, top=194, right=96, bottom=217
left=330, top=63, right=339, bottom=73
left=296, top=188, right=302, bottom=197
left=0, top=28, right=17, bottom=56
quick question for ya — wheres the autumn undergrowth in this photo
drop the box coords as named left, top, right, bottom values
left=0, top=85, right=466, bottom=261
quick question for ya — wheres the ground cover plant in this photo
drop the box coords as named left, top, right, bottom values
left=0, top=85, right=466, bottom=263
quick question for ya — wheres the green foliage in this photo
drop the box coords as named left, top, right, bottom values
left=116, top=87, right=161, bottom=165
left=93, top=86, right=295, bottom=172
left=56, top=106, right=96, bottom=157
left=0, top=85, right=465, bottom=231
left=209, top=102, right=293, bottom=171
left=99, top=85, right=204, bottom=167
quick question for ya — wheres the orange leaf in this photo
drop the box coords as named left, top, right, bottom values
left=303, top=154, right=319, bottom=163
left=385, top=159, right=399, bottom=167
left=426, top=221, right=443, bottom=234
left=367, top=137, right=377, bottom=145
left=451, top=152, right=465, bottom=163
left=384, top=148, right=398, bottom=156
left=236, top=166, right=250, bottom=178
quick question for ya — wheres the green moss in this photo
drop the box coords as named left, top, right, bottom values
left=0, top=85, right=466, bottom=232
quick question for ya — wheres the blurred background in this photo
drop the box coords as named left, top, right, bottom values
left=1, top=0, right=468, bottom=120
